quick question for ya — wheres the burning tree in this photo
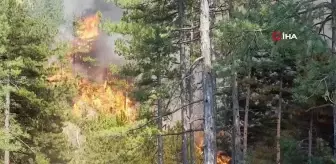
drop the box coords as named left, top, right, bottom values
left=48, top=12, right=137, bottom=122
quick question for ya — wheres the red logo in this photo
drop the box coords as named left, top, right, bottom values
left=272, top=31, right=282, bottom=42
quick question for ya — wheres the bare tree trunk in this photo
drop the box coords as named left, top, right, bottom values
left=4, top=75, right=10, bottom=164
left=188, top=83, right=195, bottom=164
left=209, top=0, right=217, bottom=127
left=209, top=3, right=219, bottom=162
left=308, top=112, right=313, bottom=164
left=232, top=69, right=241, bottom=164
left=242, top=71, right=251, bottom=164
left=242, top=1, right=254, bottom=163
left=181, top=74, right=189, bottom=164
left=200, top=0, right=217, bottom=163
left=332, top=0, right=336, bottom=160
left=178, top=0, right=189, bottom=163
left=276, top=77, right=283, bottom=164
left=333, top=95, right=336, bottom=159
left=306, top=39, right=313, bottom=164
left=226, top=1, right=241, bottom=163
left=189, top=5, right=195, bottom=164
left=157, top=75, right=164, bottom=164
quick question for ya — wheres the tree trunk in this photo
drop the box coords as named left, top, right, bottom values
left=189, top=5, right=195, bottom=164
left=178, top=0, right=189, bottom=163
left=242, top=1, right=254, bottom=163
left=200, top=0, right=217, bottom=163
left=4, top=76, right=10, bottom=164
left=276, top=77, right=283, bottom=164
left=157, top=75, right=163, bottom=164
left=334, top=101, right=336, bottom=159
left=308, top=112, right=313, bottom=164
left=242, top=71, right=251, bottom=164
left=232, top=68, right=241, bottom=164
left=226, top=1, right=241, bottom=163
left=332, top=0, right=336, bottom=160
left=306, top=38, right=313, bottom=164
left=209, top=0, right=217, bottom=129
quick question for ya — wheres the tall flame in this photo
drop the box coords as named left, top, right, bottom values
left=48, top=13, right=136, bottom=122
left=76, top=14, right=100, bottom=40
left=48, top=12, right=230, bottom=163
left=195, top=132, right=231, bottom=164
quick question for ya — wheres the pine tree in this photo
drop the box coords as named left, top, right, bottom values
left=200, top=0, right=217, bottom=163
left=0, top=0, right=73, bottom=163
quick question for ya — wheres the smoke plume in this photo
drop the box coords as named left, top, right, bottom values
left=59, top=0, right=124, bottom=82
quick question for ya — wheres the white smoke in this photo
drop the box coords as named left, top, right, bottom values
left=59, top=0, right=124, bottom=64
left=56, top=0, right=124, bottom=81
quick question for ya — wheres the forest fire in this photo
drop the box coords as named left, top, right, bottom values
left=195, top=132, right=231, bottom=164
left=71, top=13, right=136, bottom=120
left=48, top=12, right=228, bottom=163
left=76, top=14, right=99, bottom=41
left=72, top=77, right=136, bottom=121
left=49, top=12, right=136, bottom=121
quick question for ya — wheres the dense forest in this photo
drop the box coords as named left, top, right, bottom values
left=2, top=0, right=336, bottom=163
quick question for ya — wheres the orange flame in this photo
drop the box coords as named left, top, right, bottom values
left=71, top=14, right=100, bottom=55
left=72, top=13, right=136, bottom=120
left=72, top=78, right=136, bottom=121
left=76, top=14, right=100, bottom=40
left=48, top=13, right=137, bottom=121
left=194, top=132, right=231, bottom=164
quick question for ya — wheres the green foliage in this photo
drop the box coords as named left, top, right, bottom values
left=35, top=153, right=50, bottom=164
left=310, top=157, right=334, bottom=164
left=215, top=0, right=336, bottom=163
left=247, top=143, right=274, bottom=164
left=109, top=64, right=121, bottom=74
left=0, top=126, right=23, bottom=152
left=280, top=137, right=335, bottom=164
left=72, top=116, right=157, bottom=164
left=137, top=100, right=154, bottom=120
left=82, top=56, right=97, bottom=65
left=163, top=123, right=182, bottom=164
left=26, top=0, right=64, bottom=28
left=1, top=0, right=329, bottom=163
left=103, top=0, right=179, bottom=106
left=0, top=0, right=74, bottom=163
left=280, top=137, right=306, bottom=164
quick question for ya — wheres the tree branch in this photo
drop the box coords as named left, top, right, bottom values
left=173, top=26, right=199, bottom=32
left=306, top=104, right=333, bottom=112
left=161, top=99, right=203, bottom=119
left=314, top=14, right=332, bottom=27
left=174, top=37, right=200, bottom=44
left=128, top=99, right=203, bottom=133
left=161, top=128, right=203, bottom=136
left=297, top=2, right=332, bottom=16
left=160, top=125, right=228, bottom=137
left=315, top=15, right=332, bottom=33
left=319, top=33, right=332, bottom=40
left=10, top=133, right=36, bottom=154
